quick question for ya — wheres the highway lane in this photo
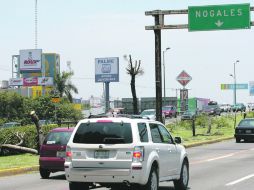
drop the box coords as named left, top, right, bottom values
left=0, top=140, right=254, bottom=190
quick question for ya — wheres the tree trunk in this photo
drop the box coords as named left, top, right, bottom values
left=0, top=144, right=38, bottom=154
left=131, top=75, right=138, bottom=114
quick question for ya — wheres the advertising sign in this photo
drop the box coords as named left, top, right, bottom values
left=221, top=83, right=248, bottom=90
left=250, top=81, right=254, bottom=96
left=9, top=78, right=23, bottom=86
left=20, top=49, right=42, bottom=72
left=176, top=70, right=192, bottom=87
left=38, top=77, right=54, bottom=86
left=189, top=4, right=250, bottom=31
left=95, top=57, right=119, bottom=82
left=23, top=77, right=38, bottom=86
left=180, top=89, right=188, bottom=112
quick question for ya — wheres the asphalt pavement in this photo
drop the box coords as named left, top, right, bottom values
left=1, top=139, right=254, bottom=190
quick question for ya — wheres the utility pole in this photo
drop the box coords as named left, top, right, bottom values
left=163, top=47, right=170, bottom=105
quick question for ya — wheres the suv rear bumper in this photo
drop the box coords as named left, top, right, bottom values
left=65, top=163, right=147, bottom=184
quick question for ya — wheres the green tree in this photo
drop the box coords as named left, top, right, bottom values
left=124, top=55, right=144, bottom=114
left=54, top=71, right=78, bottom=102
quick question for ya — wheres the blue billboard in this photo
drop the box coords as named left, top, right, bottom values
left=221, top=83, right=248, bottom=90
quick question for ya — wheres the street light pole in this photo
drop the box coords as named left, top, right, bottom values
left=163, top=47, right=170, bottom=105
left=233, top=60, right=239, bottom=105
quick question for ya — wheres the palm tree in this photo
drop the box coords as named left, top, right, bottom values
left=124, top=55, right=144, bottom=114
left=54, top=71, right=78, bottom=102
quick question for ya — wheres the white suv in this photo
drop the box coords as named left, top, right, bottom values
left=65, top=117, right=189, bottom=190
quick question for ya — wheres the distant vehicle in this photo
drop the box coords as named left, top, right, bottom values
left=140, top=109, right=165, bottom=124
left=247, top=103, right=254, bottom=111
left=202, top=104, right=221, bottom=116
left=39, top=120, right=53, bottom=126
left=231, top=103, right=246, bottom=112
left=235, top=118, right=254, bottom=143
left=0, top=122, right=21, bottom=129
left=181, top=110, right=196, bottom=121
left=162, top=105, right=177, bottom=118
left=39, top=127, right=74, bottom=179
left=219, top=104, right=231, bottom=112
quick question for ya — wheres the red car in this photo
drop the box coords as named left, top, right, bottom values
left=39, top=127, right=74, bottom=178
left=162, top=105, right=177, bottom=118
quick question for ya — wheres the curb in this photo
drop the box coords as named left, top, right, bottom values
left=0, top=165, right=39, bottom=177
left=0, top=137, right=234, bottom=177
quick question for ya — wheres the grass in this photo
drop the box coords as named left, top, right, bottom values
left=0, top=153, right=38, bottom=170
left=167, top=113, right=246, bottom=146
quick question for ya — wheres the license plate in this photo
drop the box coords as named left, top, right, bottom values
left=57, top=151, right=66, bottom=158
left=94, top=150, right=109, bottom=159
left=245, top=130, right=252, bottom=134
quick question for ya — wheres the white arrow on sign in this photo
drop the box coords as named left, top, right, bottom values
left=215, top=20, right=224, bottom=27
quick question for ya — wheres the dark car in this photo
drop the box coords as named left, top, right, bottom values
left=235, top=118, right=254, bottom=143
left=162, top=105, right=177, bottom=118
left=39, top=127, right=74, bottom=178
left=232, top=103, right=246, bottom=112
left=0, top=122, right=21, bottom=129
left=202, top=104, right=221, bottom=116
left=181, top=110, right=196, bottom=121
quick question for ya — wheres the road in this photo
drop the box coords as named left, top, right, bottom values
left=1, top=140, right=254, bottom=190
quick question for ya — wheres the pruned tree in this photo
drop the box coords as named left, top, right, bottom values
left=124, top=55, right=144, bottom=114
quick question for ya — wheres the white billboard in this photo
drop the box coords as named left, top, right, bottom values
left=38, top=77, right=54, bottom=86
left=95, top=57, right=119, bottom=82
left=9, top=78, right=23, bottom=86
left=19, top=49, right=42, bottom=72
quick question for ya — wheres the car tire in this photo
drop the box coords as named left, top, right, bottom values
left=39, top=167, right=50, bottom=179
left=236, top=138, right=240, bottom=143
left=174, top=160, right=189, bottom=190
left=69, top=182, right=89, bottom=190
left=140, top=166, right=158, bottom=190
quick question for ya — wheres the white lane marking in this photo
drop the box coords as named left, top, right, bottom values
left=206, top=153, right=234, bottom=162
left=226, top=174, right=254, bottom=186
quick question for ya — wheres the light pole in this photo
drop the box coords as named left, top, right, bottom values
left=230, top=60, right=239, bottom=105
left=163, top=47, right=170, bottom=104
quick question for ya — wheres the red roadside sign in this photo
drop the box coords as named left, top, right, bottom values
left=176, top=70, right=192, bottom=87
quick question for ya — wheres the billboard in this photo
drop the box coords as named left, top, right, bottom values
left=95, top=57, right=119, bottom=82
left=20, top=49, right=42, bottom=72
left=250, top=81, right=254, bottom=96
left=9, top=78, right=23, bottom=86
left=23, top=77, right=38, bottom=86
left=38, top=77, right=54, bottom=86
left=221, top=83, right=248, bottom=90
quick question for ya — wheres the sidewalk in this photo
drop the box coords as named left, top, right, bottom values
left=0, top=137, right=234, bottom=177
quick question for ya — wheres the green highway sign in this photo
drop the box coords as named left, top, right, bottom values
left=188, top=4, right=251, bottom=31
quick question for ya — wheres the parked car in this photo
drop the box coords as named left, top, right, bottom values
left=235, top=118, right=254, bottom=143
left=0, top=122, right=21, bottom=129
left=65, top=116, right=189, bottom=190
left=219, top=104, right=231, bottom=112
left=162, top=105, right=177, bottom=118
left=39, top=127, right=74, bottom=179
left=181, top=110, right=196, bottom=121
left=247, top=103, right=254, bottom=111
left=202, top=104, right=221, bottom=116
left=231, top=103, right=246, bottom=112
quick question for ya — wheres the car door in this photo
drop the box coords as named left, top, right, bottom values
left=158, top=124, right=179, bottom=176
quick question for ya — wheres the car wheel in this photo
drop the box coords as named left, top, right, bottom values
left=236, top=138, right=240, bottom=143
left=140, top=166, right=158, bottom=190
left=39, top=167, right=50, bottom=179
left=69, top=182, right=89, bottom=190
left=174, top=160, right=189, bottom=190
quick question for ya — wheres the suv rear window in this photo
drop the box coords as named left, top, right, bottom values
left=43, top=131, right=72, bottom=145
left=73, top=122, right=133, bottom=144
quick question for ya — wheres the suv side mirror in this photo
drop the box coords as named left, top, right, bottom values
left=175, top=137, right=182, bottom=144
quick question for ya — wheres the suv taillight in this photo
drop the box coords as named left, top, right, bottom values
left=132, top=146, right=144, bottom=162
left=66, top=146, right=72, bottom=162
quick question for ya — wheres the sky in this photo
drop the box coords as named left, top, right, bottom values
left=0, top=0, right=254, bottom=104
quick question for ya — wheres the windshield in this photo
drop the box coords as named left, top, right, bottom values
left=73, top=122, right=133, bottom=144
left=162, top=106, right=173, bottom=111
left=141, top=110, right=155, bottom=116
left=43, top=131, right=72, bottom=145
left=238, top=120, right=254, bottom=127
